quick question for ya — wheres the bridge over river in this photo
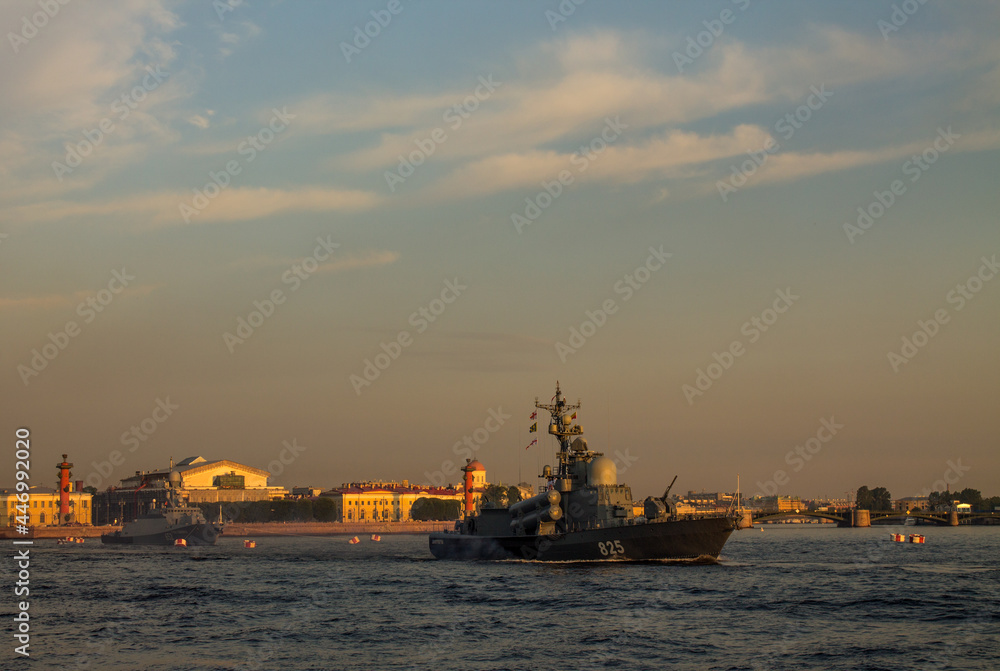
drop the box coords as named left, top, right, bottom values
left=748, top=509, right=1000, bottom=527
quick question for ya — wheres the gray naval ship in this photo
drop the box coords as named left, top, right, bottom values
left=101, top=470, right=223, bottom=546
left=429, top=383, right=739, bottom=561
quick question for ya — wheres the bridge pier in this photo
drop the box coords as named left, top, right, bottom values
left=737, top=510, right=754, bottom=529
left=851, top=510, right=870, bottom=527
left=948, top=511, right=959, bottom=526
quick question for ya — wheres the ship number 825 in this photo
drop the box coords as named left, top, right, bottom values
left=597, top=540, right=624, bottom=556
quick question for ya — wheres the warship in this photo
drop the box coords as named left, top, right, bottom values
left=101, top=470, right=223, bottom=546
left=429, top=383, right=739, bottom=561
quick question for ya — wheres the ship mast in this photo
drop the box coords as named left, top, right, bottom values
left=535, top=381, right=583, bottom=479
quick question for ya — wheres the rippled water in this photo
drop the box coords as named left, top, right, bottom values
left=6, top=526, right=999, bottom=670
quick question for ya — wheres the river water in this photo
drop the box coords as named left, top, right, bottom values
left=6, top=525, right=998, bottom=670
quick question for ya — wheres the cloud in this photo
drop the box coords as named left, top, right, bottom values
left=0, top=283, right=162, bottom=313
left=188, top=114, right=211, bottom=129
left=308, top=26, right=994, bottom=203
left=228, top=250, right=400, bottom=274
left=422, top=125, right=773, bottom=200
left=726, top=127, right=1000, bottom=193
left=216, top=20, right=262, bottom=58
left=8, top=186, right=380, bottom=227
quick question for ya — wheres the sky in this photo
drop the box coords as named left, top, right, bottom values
left=2, top=0, right=998, bottom=502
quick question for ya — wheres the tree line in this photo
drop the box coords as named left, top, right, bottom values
left=927, top=489, right=1000, bottom=511
left=856, top=486, right=1000, bottom=511
left=855, top=486, right=892, bottom=510
left=197, top=498, right=337, bottom=523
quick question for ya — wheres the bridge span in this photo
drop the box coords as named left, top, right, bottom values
left=748, top=510, right=999, bottom=527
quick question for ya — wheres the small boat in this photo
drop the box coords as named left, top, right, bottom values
left=174, top=538, right=188, bottom=547
left=348, top=536, right=361, bottom=545
left=890, top=533, right=906, bottom=542
left=908, top=534, right=925, bottom=544
left=243, top=540, right=256, bottom=548
left=370, top=534, right=381, bottom=542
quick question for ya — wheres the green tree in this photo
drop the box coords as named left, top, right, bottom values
left=411, top=497, right=460, bottom=521
left=956, top=488, right=983, bottom=510
left=507, top=486, right=523, bottom=506
left=295, top=498, right=313, bottom=521
left=870, top=487, right=892, bottom=510
left=927, top=491, right=947, bottom=508
left=313, top=497, right=336, bottom=521
left=855, top=486, right=873, bottom=510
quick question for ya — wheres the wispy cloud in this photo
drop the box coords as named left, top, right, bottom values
left=227, top=250, right=400, bottom=274
left=8, top=186, right=380, bottom=227
left=0, top=283, right=161, bottom=312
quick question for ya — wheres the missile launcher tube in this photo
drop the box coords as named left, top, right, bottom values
left=508, top=489, right=560, bottom=518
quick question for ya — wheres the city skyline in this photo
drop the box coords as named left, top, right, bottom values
left=2, top=2, right=998, bottom=502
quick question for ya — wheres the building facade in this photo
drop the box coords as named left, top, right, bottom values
left=324, top=482, right=464, bottom=522
left=1, top=485, right=92, bottom=527
left=92, top=456, right=287, bottom=525
left=893, top=496, right=930, bottom=511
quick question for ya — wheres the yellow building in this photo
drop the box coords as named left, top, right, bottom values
left=1, top=485, right=92, bottom=527
left=93, top=456, right=287, bottom=524
left=325, top=482, right=464, bottom=522
left=118, top=456, right=286, bottom=503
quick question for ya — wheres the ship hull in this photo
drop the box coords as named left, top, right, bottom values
left=101, top=523, right=221, bottom=546
left=429, top=516, right=736, bottom=561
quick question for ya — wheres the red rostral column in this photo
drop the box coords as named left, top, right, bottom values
left=56, top=454, right=73, bottom=524
left=461, top=460, right=475, bottom=518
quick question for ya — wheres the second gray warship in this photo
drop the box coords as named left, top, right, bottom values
left=101, top=470, right=222, bottom=546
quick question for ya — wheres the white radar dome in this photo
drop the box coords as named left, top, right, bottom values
left=588, top=456, right=617, bottom=486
